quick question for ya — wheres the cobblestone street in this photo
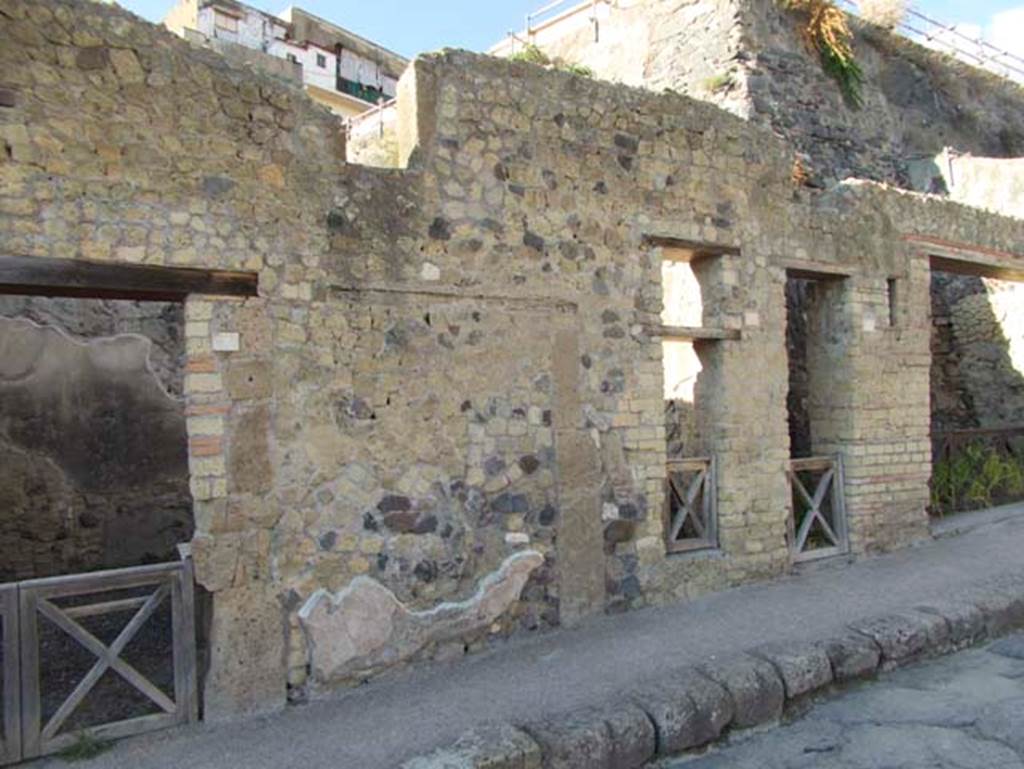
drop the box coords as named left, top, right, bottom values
left=667, top=634, right=1024, bottom=769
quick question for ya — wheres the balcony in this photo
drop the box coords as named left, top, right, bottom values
left=336, top=76, right=388, bottom=105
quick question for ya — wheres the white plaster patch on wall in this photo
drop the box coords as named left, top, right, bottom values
left=298, top=550, right=544, bottom=687
left=420, top=262, right=441, bottom=281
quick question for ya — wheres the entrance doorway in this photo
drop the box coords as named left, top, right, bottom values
left=929, top=258, right=1024, bottom=517
left=0, top=255, right=257, bottom=762
left=784, top=271, right=851, bottom=562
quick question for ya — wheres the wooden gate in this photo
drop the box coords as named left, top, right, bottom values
left=0, top=554, right=197, bottom=764
left=787, top=455, right=849, bottom=562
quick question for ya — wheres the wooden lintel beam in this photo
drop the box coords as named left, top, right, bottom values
left=781, top=259, right=854, bottom=280
left=654, top=324, right=742, bottom=341
left=645, top=236, right=741, bottom=261
left=0, top=255, right=259, bottom=301
left=929, top=255, right=1024, bottom=283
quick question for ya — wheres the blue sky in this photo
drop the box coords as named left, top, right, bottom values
left=118, top=0, right=1024, bottom=60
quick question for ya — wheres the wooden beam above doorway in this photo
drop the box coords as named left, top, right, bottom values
left=0, top=255, right=259, bottom=301
left=906, top=235, right=1024, bottom=282
left=929, top=255, right=1024, bottom=283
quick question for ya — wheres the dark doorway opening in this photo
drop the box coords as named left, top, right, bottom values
left=0, top=294, right=193, bottom=581
left=784, top=270, right=851, bottom=561
left=929, top=265, right=1024, bottom=516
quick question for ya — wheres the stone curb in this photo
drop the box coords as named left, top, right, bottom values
left=398, top=576, right=1024, bottom=769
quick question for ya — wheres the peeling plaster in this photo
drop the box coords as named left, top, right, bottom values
left=298, top=550, right=544, bottom=686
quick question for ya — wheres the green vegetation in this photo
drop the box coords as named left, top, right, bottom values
left=777, top=0, right=865, bottom=107
left=931, top=442, right=1024, bottom=516
left=508, top=44, right=594, bottom=78
left=703, top=72, right=736, bottom=94
left=58, top=732, right=113, bottom=762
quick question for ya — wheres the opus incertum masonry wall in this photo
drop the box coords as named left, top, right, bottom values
left=1, top=0, right=1023, bottom=718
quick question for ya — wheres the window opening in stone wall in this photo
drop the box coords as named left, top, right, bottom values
left=929, top=266, right=1024, bottom=518
left=658, top=244, right=725, bottom=553
left=317, top=53, right=327, bottom=68
left=661, top=258, right=703, bottom=329
left=887, top=277, right=899, bottom=328
left=784, top=271, right=850, bottom=562
left=786, top=277, right=814, bottom=460
left=0, top=258, right=254, bottom=757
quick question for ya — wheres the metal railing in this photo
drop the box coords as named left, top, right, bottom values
left=337, top=76, right=388, bottom=105
left=347, top=98, right=397, bottom=139
left=839, top=0, right=1024, bottom=82
left=525, top=0, right=600, bottom=34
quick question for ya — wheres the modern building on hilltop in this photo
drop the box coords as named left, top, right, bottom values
left=163, top=0, right=407, bottom=117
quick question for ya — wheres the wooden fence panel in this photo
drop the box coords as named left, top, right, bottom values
left=16, top=558, right=196, bottom=761
left=665, top=456, right=718, bottom=553
left=0, top=583, right=19, bottom=766
left=787, top=455, right=849, bottom=563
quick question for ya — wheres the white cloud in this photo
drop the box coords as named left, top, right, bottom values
left=987, top=6, right=1024, bottom=60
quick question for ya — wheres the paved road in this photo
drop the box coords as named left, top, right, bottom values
left=666, top=634, right=1024, bottom=769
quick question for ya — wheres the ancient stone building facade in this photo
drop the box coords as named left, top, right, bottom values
left=497, top=0, right=1024, bottom=450
left=2, top=0, right=1023, bottom=720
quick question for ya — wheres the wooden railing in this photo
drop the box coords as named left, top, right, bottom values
left=0, top=584, right=18, bottom=765
left=932, top=425, right=1024, bottom=462
left=1, top=552, right=197, bottom=764
left=665, top=457, right=717, bottom=553
left=787, top=456, right=849, bottom=563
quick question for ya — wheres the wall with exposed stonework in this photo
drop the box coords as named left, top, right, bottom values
left=499, top=2, right=1024, bottom=467
left=0, top=297, right=192, bottom=581
left=737, top=1, right=1024, bottom=185
left=3, top=0, right=1024, bottom=721
left=502, top=0, right=1024, bottom=186
left=930, top=274, right=1024, bottom=434
left=492, top=0, right=751, bottom=118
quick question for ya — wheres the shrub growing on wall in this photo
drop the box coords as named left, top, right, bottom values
left=508, top=44, right=594, bottom=77
left=777, top=0, right=865, bottom=107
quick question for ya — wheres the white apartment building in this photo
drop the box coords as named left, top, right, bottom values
left=164, top=0, right=407, bottom=118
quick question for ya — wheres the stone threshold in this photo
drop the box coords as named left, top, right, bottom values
left=400, top=573, right=1024, bottom=769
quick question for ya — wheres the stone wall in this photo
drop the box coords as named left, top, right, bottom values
left=495, top=0, right=752, bottom=117
left=502, top=0, right=1024, bottom=466
left=504, top=0, right=1024, bottom=186
left=736, top=0, right=1024, bottom=185
left=3, top=0, right=1024, bottom=720
left=0, top=297, right=192, bottom=581
left=930, top=274, right=1024, bottom=434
